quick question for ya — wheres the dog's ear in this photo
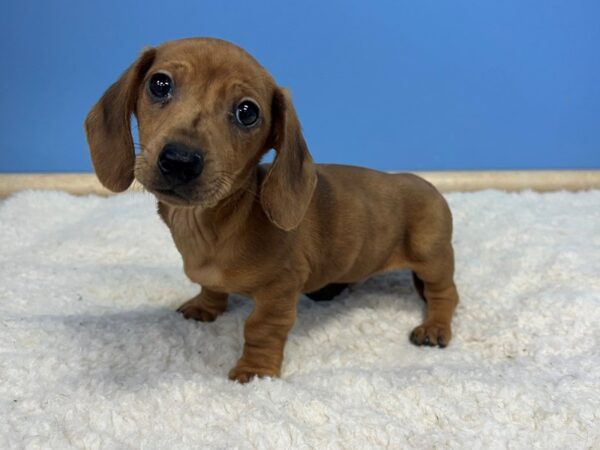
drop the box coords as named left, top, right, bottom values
left=261, top=88, right=317, bottom=231
left=84, top=48, right=156, bottom=192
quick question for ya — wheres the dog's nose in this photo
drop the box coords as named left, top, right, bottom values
left=157, top=144, right=204, bottom=186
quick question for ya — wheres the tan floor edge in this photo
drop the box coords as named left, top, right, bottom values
left=0, top=170, right=599, bottom=198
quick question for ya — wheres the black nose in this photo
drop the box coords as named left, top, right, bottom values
left=157, top=144, right=204, bottom=186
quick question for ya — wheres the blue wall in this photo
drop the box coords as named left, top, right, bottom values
left=1, top=0, right=598, bottom=172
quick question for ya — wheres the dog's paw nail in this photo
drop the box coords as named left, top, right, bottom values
left=409, top=331, right=419, bottom=345
left=177, top=301, right=222, bottom=322
left=229, top=371, right=255, bottom=384
left=410, top=323, right=452, bottom=347
left=228, top=364, right=279, bottom=383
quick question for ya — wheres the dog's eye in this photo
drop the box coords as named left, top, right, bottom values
left=148, top=72, right=173, bottom=101
left=235, top=100, right=260, bottom=127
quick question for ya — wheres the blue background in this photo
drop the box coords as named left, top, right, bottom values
left=1, top=0, right=598, bottom=172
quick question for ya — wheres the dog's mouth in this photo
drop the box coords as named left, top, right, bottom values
left=150, top=180, right=231, bottom=208
left=153, top=187, right=195, bottom=206
left=155, top=188, right=185, bottom=199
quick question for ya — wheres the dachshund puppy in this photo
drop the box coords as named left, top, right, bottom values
left=85, top=38, right=459, bottom=383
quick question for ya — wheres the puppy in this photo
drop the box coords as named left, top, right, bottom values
left=85, top=38, right=459, bottom=383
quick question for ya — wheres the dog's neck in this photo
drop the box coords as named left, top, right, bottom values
left=157, top=167, right=260, bottom=250
left=204, top=168, right=259, bottom=235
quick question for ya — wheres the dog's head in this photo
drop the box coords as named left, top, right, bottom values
left=85, top=38, right=316, bottom=230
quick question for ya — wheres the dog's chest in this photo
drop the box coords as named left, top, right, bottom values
left=180, top=248, right=260, bottom=294
left=163, top=205, right=256, bottom=293
left=175, top=237, right=236, bottom=291
left=184, top=262, right=226, bottom=289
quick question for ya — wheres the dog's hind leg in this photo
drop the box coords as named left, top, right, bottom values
left=409, top=243, right=459, bottom=348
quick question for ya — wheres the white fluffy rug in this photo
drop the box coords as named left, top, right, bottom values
left=1, top=189, right=599, bottom=449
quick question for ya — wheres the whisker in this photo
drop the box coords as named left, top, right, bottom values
left=133, top=142, right=149, bottom=151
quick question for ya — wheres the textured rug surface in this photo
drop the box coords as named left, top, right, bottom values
left=1, top=189, right=599, bottom=449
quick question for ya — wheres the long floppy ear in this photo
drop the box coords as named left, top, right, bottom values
left=84, top=48, right=156, bottom=192
left=261, top=88, right=318, bottom=231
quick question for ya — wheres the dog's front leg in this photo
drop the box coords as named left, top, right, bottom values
left=228, top=291, right=299, bottom=383
left=177, top=288, right=228, bottom=322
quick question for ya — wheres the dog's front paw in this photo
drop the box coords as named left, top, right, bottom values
left=228, top=363, right=279, bottom=384
left=177, top=298, right=222, bottom=322
left=410, top=321, right=452, bottom=348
